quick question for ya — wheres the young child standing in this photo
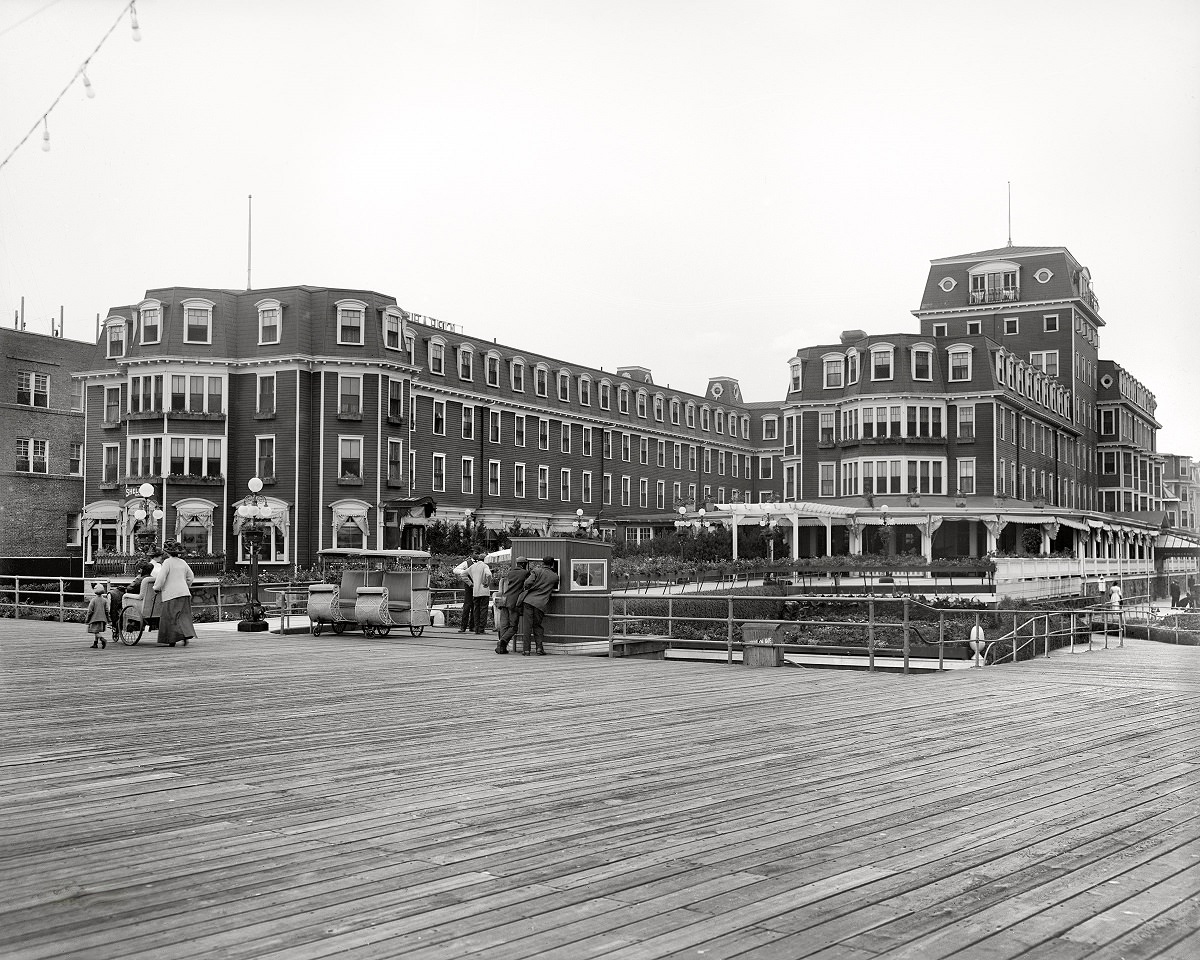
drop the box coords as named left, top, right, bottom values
left=86, top=583, right=109, bottom=649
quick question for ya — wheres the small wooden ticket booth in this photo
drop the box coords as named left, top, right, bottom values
left=509, top=537, right=613, bottom=654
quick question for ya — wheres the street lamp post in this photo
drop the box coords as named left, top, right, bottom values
left=131, top=481, right=164, bottom=555
left=760, top=515, right=776, bottom=565
left=573, top=507, right=588, bottom=538
left=463, top=508, right=474, bottom=550
left=236, top=477, right=270, bottom=632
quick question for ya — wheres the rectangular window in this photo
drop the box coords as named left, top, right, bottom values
left=511, top=361, right=524, bottom=391
left=486, top=354, right=500, bottom=387
left=382, top=313, right=401, bottom=350
left=704, top=448, right=712, bottom=474
left=872, top=349, right=892, bottom=380
left=105, top=386, right=121, bottom=423
left=103, top=444, right=120, bottom=482
left=184, top=307, right=210, bottom=343
left=819, top=412, right=835, bottom=443
left=536, top=367, right=548, bottom=397
left=966, top=320, right=981, bottom=335
left=538, top=465, right=549, bottom=500
left=560, top=468, right=571, bottom=502
left=762, top=417, right=778, bottom=440
left=958, top=405, right=974, bottom=440
left=604, top=473, right=612, bottom=505
left=621, top=476, right=631, bottom=507
left=339, top=438, right=362, bottom=480
left=489, top=410, right=501, bottom=444
left=673, top=443, right=682, bottom=470
left=1044, top=314, right=1059, bottom=333
left=539, top=418, right=550, bottom=451
left=461, top=405, right=474, bottom=440
left=561, top=424, right=571, bottom=455
left=69, top=442, right=83, bottom=475
left=1030, top=350, right=1059, bottom=377
left=338, top=307, right=364, bottom=345
left=514, top=414, right=526, bottom=447
left=257, top=374, right=276, bottom=416
left=689, top=445, right=697, bottom=472
left=16, top=372, right=49, bottom=407
left=459, top=348, right=473, bottom=381
left=823, top=358, right=843, bottom=388
left=949, top=349, right=970, bottom=381
left=514, top=462, right=526, bottom=498
left=580, top=378, right=591, bottom=406
left=958, top=458, right=976, bottom=495
left=657, top=440, right=666, bottom=468
left=583, top=426, right=592, bottom=458
left=389, top=440, right=404, bottom=483
left=819, top=463, right=835, bottom=497
left=558, top=373, right=570, bottom=402
left=433, top=400, right=446, bottom=436
left=140, top=307, right=160, bottom=344
left=639, top=437, right=648, bottom=465
left=599, top=381, right=610, bottom=409
left=461, top=457, right=474, bottom=494
left=1003, top=317, right=1019, bottom=335
left=488, top=459, right=501, bottom=496
left=389, top=378, right=403, bottom=419
left=189, top=376, right=205, bottom=412
left=760, top=457, right=772, bottom=480
left=639, top=478, right=649, bottom=508
left=933, top=322, right=947, bottom=337
left=429, top=341, right=445, bottom=375
left=432, top=453, right=445, bottom=492
left=913, top=350, right=931, bottom=380
left=107, top=324, right=125, bottom=358
left=582, top=470, right=592, bottom=504
left=656, top=480, right=665, bottom=510
left=257, top=436, right=275, bottom=478
left=337, top=376, right=361, bottom=417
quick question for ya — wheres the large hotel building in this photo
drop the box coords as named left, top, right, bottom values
left=37, top=240, right=1191, bottom=593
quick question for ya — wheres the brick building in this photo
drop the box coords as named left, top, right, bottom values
left=73, top=286, right=784, bottom=573
left=0, top=326, right=94, bottom=575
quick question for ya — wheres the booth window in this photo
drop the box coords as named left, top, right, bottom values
left=572, top=559, right=607, bottom=591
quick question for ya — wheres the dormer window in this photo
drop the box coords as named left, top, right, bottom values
left=486, top=352, right=501, bottom=387
left=511, top=358, right=525, bottom=392
left=257, top=299, right=282, bottom=346
left=428, top=336, right=446, bottom=375
left=636, top=390, right=647, bottom=418
left=598, top=379, right=610, bottom=409
left=579, top=375, right=591, bottom=406
left=911, top=344, right=933, bottom=381
left=715, top=409, right=725, bottom=434
left=846, top=349, right=859, bottom=384
left=967, top=260, right=1020, bottom=304
left=871, top=344, right=894, bottom=381
left=618, top=385, right=630, bottom=414
left=700, top=405, right=710, bottom=431
left=558, top=370, right=571, bottom=402
left=105, top=318, right=126, bottom=359
left=727, top=415, right=737, bottom=439
left=823, top=355, right=844, bottom=389
left=947, top=343, right=972, bottom=382
left=336, top=299, right=366, bottom=346
left=458, top=344, right=474, bottom=380
left=535, top=364, right=549, bottom=397
left=670, top=399, right=680, bottom=424
left=789, top=359, right=802, bottom=392
left=741, top=415, right=750, bottom=437
left=686, top=402, right=695, bottom=428
left=382, top=309, right=404, bottom=351
left=182, top=298, right=214, bottom=345
left=139, top=301, right=161, bottom=345
left=654, top=394, right=664, bottom=421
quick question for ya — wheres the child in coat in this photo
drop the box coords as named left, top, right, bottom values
left=85, top=583, right=109, bottom=649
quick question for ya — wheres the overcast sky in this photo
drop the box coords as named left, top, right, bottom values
left=1, top=0, right=1197, bottom=452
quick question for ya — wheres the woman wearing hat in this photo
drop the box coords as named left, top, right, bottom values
left=152, top=540, right=196, bottom=647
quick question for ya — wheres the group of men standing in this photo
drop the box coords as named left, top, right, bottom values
left=454, top=554, right=560, bottom=656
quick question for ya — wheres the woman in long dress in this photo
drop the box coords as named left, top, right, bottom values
left=153, top=540, right=196, bottom=647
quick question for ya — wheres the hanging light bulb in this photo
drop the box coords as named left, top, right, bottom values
left=40, top=117, right=50, bottom=152
left=81, top=67, right=95, bottom=98
left=130, top=2, right=141, bottom=41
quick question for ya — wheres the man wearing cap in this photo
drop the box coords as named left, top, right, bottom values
left=516, top=556, right=559, bottom=656
left=493, top=557, right=530, bottom=655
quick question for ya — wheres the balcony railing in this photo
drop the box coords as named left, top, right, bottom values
left=969, top=288, right=1019, bottom=305
left=87, top=554, right=226, bottom=577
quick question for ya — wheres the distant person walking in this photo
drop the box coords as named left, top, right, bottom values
left=1169, top=580, right=1181, bottom=608
left=85, top=583, right=109, bottom=649
left=153, top=540, right=195, bottom=647
left=453, top=555, right=476, bottom=633
left=494, top=557, right=530, bottom=655
left=517, top=556, right=560, bottom=656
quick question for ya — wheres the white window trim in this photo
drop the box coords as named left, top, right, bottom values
left=432, top=399, right=446, bottom=436
left=337, top=434, right=363, bottom=480
left=485, top=350, right=502, bottom=387
left=535, top=363, right=550, bottom=398
left=255, top=434, right=276, bottom=480
left=428, top=336, right=447, bottom=375
left=104, top=317, right=127, bottom=359
left=513, top=461, right=526, bottom=499
left=257, top=298, right=283, bottom=346
left=932, top=322, right=947, bottom=337
left=578, top=374, right=592, bottom=405
left=762, top=416, right=778, bottom=440
left=382, top=308, right=405, bottom=352
left=957, top=457, right=977, bottom=495
left=1003, top=316, right=1019, bottom=336
left=137, top=300, right=162, bottom=346
left=846, top=348, right=859, bottom=385
left=822, top=353, right=845, bottom=389
left=457, top=344, right=474, bottom=381
left=966, top=320, right=982, bottom=336
left=557, top=369, right=571, bottom=402
left=599, top=378, right=612, bottom=410
left=911, top=343, right=934, bottom=381
left=510, top=356, right=526, bottom=392
left=338, top=373, right=364, bottom=417
left=870, top=344, right=895, bottom=382
left=180, top=298, right=215, bottom=346
left=788, top=360, right=802, bottom=393
left=432, top=452, right=446, bottom=492
left=335, top=299, right=368, bottom=347
left=461, top=456, right=474, bottom=495
left=946, top=343, right=973, bottom=382
left=1043, top=314, right=1059, bottom=333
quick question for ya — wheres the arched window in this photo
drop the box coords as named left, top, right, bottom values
left=330, top=498, right=371, bottom=550
left=381, top=307, right=404, bottom=351
left=557, top=369, right=571, bottom=402
left=428, top=336, right=446, bottom=375
left=485, top=350, right=502, bottom=387
left=181, top=298, right=214, bottom=345
left=788, top=359, right=802, bottom=393
left=510, top=356, right=526, bottom=392
left=458, top=344, right=474, bottom=381
left=535, top=363, right=550, bottom=397
left=233, top=495, right=290, bottom=562
left=911, top=342, right=934, bottom=381
left=138, top=300, right=161, bottom=345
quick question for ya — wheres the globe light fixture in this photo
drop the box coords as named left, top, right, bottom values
left=237, top=477, right=270, bottom=632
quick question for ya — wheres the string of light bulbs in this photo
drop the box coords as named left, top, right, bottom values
left=0, top=0, right=141, bottom=173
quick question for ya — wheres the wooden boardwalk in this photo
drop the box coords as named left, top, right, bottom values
left=1, top=619, right=1198, bottom=960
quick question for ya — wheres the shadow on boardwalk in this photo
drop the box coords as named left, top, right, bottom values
left=2, top=619, right=1198, bottom=960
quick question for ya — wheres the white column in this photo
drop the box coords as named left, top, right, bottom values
left=790, top=515, right=800, bottom=560
left=731, top=514, right=739, bottom=561
left=822, top=518, right=832, bottom=556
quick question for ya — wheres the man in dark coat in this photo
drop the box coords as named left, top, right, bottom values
left=517, top=556, right=560, bottom=656
left=494, top=557, right=530, bottom=655
left=1169, top=580, right=1181, bottom=608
